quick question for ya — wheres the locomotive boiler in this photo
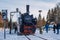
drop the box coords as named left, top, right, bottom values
left=17, top=5, right=37, bottom=35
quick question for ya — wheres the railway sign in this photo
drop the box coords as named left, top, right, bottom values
left=2, top=10, right=7, bottom=20
left=2, top=10, right=7, bottom=39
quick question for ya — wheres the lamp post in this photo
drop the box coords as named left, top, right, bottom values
left=39, top=10, right=42, bottom=15
left=38, top=10, right=43, bottom=34
left=39, top=10, right=42, bottom=13
left=38, top=10, right=42, bottom=22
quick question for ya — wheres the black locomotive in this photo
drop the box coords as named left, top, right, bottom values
left=18, top=5, right=37, bottom=35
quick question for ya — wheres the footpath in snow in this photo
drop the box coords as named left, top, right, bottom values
left=0, top=28, right=60, bottom=40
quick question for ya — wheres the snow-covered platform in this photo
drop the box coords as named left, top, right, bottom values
left=0, top=28, right=60, bottom=40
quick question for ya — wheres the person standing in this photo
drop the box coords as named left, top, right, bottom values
left=45, top=21, right=49, bottom=33
left=53, top=22, right=57, bottom=33
left=56, top=23, right=60, bottom=34
left=39, top=26, right=43, bottom=34
left=14, top=24, right=17, bottom=33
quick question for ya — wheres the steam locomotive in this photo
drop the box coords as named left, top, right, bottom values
left=17, top=5, right=37, bottom=35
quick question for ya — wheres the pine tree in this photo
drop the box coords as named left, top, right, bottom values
left=47, top=9, right=51, bottom=21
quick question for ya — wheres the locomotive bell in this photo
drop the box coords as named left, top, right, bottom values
left=26, top=5, right=30, bottom=14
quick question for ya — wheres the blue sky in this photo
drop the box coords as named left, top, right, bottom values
left=0, top=0, right=60, bottom=21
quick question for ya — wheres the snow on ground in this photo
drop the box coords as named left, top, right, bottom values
left=0, top=28, right=60, bottom=40
left=35, top=29, right=60, bottom=40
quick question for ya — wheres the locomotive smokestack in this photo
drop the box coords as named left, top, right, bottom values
left=26, top=5, right=30, bottom=13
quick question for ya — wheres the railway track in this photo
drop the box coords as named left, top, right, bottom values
left=33, top=35, right=47, bottom=40
left=24, top=35, right=48, bottom=40
left=25, top=35, right=31, bottom=40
